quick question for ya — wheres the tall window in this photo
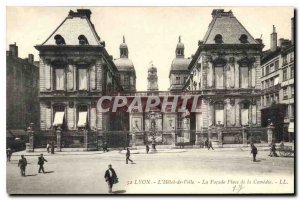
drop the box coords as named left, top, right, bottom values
left=124, top=75, right=130, bottom=85
left=78, top=69, right=87, bottom=90
left=215, top=64, right=224, bottom=88
left=266, top=80, right=269, bottom=88
left=266, top=65, right=270, bottom=74
left=270, top=78, right=274, bottom=87
left=241, top=102, right=249, bottom=125
left=53, top=104, right=65, bottom=127
left=274, top=76, right=279, bottom=85
left=262, top=67, right=265, bottom=76
left=240, top=65, right=249, bottom=88
left=215, top=102, right=224, bottom=125
left=275, top=60, right=279, bottom=70
left=290, top=67, right=294, bottom=79
left=55, top=68, right=65, bottom=90
left=275, top=93, right=279, bottom=103
left=290, top=52, right=294, bottom=62
left=175, top=76, right=180, bottom=84
left=291, top=85, right=294, bottom=98
left=77, top=105, right=88, bottom=128
left=266, top=96, right=270, bottom=106
left=261, top=81, right=264, bottom=89
left=283, top=69, right=288, bottom=81
left=283, top=87, right=288, bottom=99
left=283, top=55, right=287, bottom=65
left=270, top=63, right=274, bottom=72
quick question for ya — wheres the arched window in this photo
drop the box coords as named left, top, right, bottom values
left=54, top=34, right=66, bottom=45
left=214, top=34, right=223, bottom=44
left=78, top=35, right=89, bottom=45
left=215, top=102, right=224, bottom=125
left=241, top=101, right=250, bottom=126
left=239, top=34, right=248, bottom=43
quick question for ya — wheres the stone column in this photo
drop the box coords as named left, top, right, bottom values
left=208, top=126, right=212, bottom=140
left=171, top=131, right=176, bottom=147
left=56, top=126, right=62, bottom=152
left=267, top=122, right=275, bottom=144
left=242, top=126, right=247, bottom=146
left=84, top=129, right=88, bottom=151
left=195, top=134, right=200, bottom=145
left=26, top=123, right=35, bottom=152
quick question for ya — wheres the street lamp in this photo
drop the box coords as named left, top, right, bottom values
left=149, top=111, right=157, bottom=152
left=26, top=123, right=35, bottom=152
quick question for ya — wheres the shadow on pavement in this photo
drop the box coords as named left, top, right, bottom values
left=112, top=190, right=126, bottom=194
left=44, top=171, right=54, bottom=174
left=26, top=174, right=37, bottom=177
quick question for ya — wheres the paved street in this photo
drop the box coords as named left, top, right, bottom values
left=7, top=149, right=294, bottom=194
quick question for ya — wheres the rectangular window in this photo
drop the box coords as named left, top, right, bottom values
left=291, top=85, right=294, bottom=98
left=270, top=63, right=274, bottom=72
left=261, top=81, right=264, bottom=89
left=215, top=103, right=224, bottom=125
left=266, top=65, right=270, bottom=74
left=275, top=60, right=279, bottom=70
left=274, top=76, right=279, bottom=85
left=290, top=104, right=294, bottom=117
left=283, top=69, right=288, bottom=81
left=283, top=55, right=287, bottom=65
left=290, top=52, right=294, bottom=62
left=266, top=96, right=270, bottom=106
left=53, top=112, right=65, bottom=126
left=290, top=67, right=294, bottom=79
left=77, top=112, right=88, bottom=127
left=270, top=78, right=274, bottom=86
left=240, top=67, right=249, bottom=88
left=215, top=67, right=224, bottom=89
left=283, top=87, right=288, bottom=99
left=78, top=69, right=87, bottom=90
left=55, top=69, right=65, bottom=90
left=262, top=67, right=264, bottom=76
left=241, top=109, right=249, bottom=125
left=175, top=76, right=180, bottom=84
left=124, top=75, right=130, bottom=85
left=275, top=93, right=279, bottom=103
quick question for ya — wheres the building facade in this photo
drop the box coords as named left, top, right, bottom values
left=6, top=43, right=39, bottom=139
left=261, top=18, right=295, bottom=142
left=35, top=9, right=124, bottom=149
left=184, top=9, right=264, bottom=145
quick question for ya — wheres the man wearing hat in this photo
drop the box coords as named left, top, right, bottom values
left=104, top=164, right=118, bottom=193
left=38, top=154, right=48, bottom=173
left=18, top=155, right=27, bottom=177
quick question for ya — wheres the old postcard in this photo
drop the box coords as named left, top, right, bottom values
left=6, top=6, right=295, bottom=194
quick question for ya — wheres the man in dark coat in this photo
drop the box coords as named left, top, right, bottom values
left=104, top=164, right=118, bottom=193
left=51, top=142, right=55, bottom=154
left=6, top=148, right=12, bottom=162
left=146, top=144, right=149, bottom=154
left=18, top=155, right=27, bottom=177
left=126, top=148, right=134, bottom=164
left=204, top=139, right=208, bottom=148
left=38, top=154, right=48, bottom=173
left=269, top=142, right=278, bottom=157
left=250, top=143, right=258, bottom=162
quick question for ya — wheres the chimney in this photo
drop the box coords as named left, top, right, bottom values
left=270, top=25, right=277, bottom=52
left=6, top=50, right=12, bottom=57
left=255, top=38, right=263, bottom=44
left=9, top=43, right=18, bottom=57
left=291, top=17, right=294, bottom=45
left=77, top=9, right=91, bottom=20
left=28, top=54, right=34, bottom=64
left=278, top=38, right=285, bottom=47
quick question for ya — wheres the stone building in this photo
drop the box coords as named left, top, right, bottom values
left=169, top=36, right=191, bottom=92
left=6, top=43, right=39, bottom=139
left=184, top=9, right=264, bottom=145
left=35, top=9, right=123, bottom=149
left=261, top=18, right=294, bottom=142
left=114, top=36, right=136, bottom=94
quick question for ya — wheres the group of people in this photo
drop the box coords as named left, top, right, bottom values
left=17, top=154, right=48, bottom=177
left=46, top=143, right=55, bottom=154
left=250, top=141, right=282, bottom=162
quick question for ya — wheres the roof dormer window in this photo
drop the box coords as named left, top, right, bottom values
left=54, top=34, right=66, bottom=45
left=239, top=34, right=248, bottom=44
left=214, top=34, right=223, bottom=44
left=78, top=35, right=89, bottom=45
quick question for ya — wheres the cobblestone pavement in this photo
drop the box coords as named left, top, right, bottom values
left=6, top=149, right=294, bottom=194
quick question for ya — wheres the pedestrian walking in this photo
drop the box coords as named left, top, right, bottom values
left=269, top=142, right=278, bottom=157
left=208, top=140, right=214, bottom=150
left=38, top=154, right=48, bottom=173
left=250, top=143, right=258, bottom=162
left=103, top=142, right=108, bottom=152
left=6, top=148, right=13, bottom=162
left=46, top=143, right=50, bottom=153
left=146, top=144, right=149, bottom=154
left=126, top=148, right=133, bottom=164
left=204, top=138, right=208, bottom=148
left=51, top=142, right=55, bottom=154
left=104, top=164, right=118, bottom=193
left=18, top=155, right=27, bottom=177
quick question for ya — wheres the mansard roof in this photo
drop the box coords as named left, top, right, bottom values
left=202, top=9, right=258, bottom=45
left=41, top=9, right=101, bottom=46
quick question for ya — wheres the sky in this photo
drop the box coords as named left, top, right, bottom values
left=6, top=7, right=294, bottom=91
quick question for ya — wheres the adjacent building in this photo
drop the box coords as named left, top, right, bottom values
left=6, top=43, right=39, bottom=141
left=261, top=18, right=295, bottom=142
